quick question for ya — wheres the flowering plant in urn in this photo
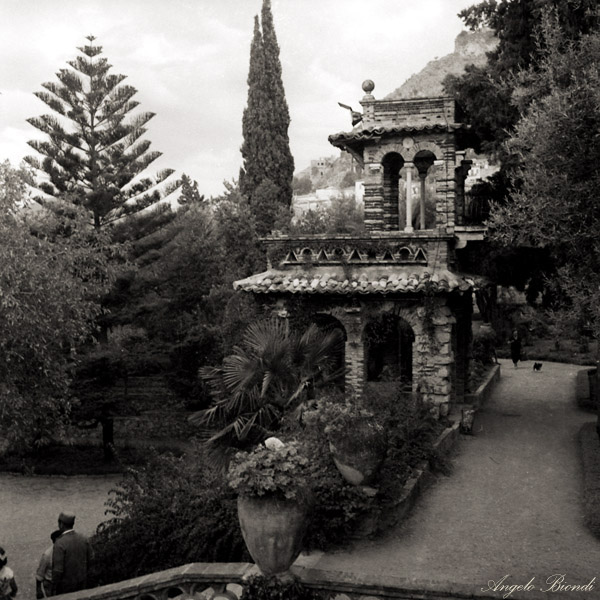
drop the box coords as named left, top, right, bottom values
left=228, top=439, right=311, bottom=502
left=316, top=396, right=387, bottom=486
left=228, top=438, right=312, bottom=576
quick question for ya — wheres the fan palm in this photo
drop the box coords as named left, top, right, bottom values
left=190, top=318, right=344, bottom=467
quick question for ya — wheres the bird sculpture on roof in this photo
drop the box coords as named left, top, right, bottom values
left=338, top=102, right=363, bottom=126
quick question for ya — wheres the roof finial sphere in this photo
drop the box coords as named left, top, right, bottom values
left=362, top=80, right=375, bottom=93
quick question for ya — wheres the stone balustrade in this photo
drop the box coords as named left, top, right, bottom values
left=50, top=561, right=499, bottom=600
left=263, top=232, right=453, bottom=269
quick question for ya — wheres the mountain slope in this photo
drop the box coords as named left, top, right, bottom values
left=385, top=28, right=497, bottom=100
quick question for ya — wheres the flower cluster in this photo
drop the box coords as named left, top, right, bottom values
left=228, top=440, right=311, bottom=502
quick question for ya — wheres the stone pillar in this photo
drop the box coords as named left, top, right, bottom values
left=345, top=338, right=365, bottom=397
left=454, top=155, right=472, bottom=226
left=452, top=293, right=473, bottom=402
left=404, top=162, right=414, bottom=233
left=340, top=309, right=365, bottom=397
left=413, top=300, right=455, bottom=416
left=419, top=172, right=427, bottom=230
left=363, top=164, right=384, bottom=231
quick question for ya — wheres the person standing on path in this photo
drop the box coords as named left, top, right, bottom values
left=0, top=547, right=18, bottom=600
left=510, top=330, right=522, bottom=368
left=52, top=512, right=92, bottom=596
left=35, top=530, right=60, bottom=598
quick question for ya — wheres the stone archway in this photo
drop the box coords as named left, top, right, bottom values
left=413, top=150, right=437, bottom=230
left=364, top=313, right=415, bottom=384
left=312, top=313, right=347, bottom=390
left=381, top=152, right=404, bottom=230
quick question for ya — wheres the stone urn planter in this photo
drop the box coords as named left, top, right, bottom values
left=328, top=418, right=387, bottom=486
left=237, top=496, right=308, bottom=576
left=228, top=439, right=311, bottom=576
left=315, top=398, right=387, bottom=486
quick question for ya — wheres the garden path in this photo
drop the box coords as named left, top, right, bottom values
left=305, top=360, right=600, bottom=598
left=0, top=474, right=118, bottom=600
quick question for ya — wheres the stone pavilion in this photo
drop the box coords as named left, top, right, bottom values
left=234, top=82, right=487, bottom=416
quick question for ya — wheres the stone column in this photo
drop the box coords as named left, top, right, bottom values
left=341, top=308, right=365, bottom=397
left=419, top=172, right=427, bottom=230
left=404, top=162, right=414, bottom=233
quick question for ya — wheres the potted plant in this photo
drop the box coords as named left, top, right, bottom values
left=228, top=439, right=311, bottom=576
left=316, top=397, right=387, bottom=486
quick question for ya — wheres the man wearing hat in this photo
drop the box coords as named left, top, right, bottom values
left=52, top=512, right=92, bottom=595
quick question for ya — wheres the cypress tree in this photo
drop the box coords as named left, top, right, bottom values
left=25, top=36, right=178, bottom=230
left=240, top=1, right=294, bottom=234
left=260, top=0, right=294, bottom=202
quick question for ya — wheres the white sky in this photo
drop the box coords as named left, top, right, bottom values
left=0, top=0, right=476, bottom=198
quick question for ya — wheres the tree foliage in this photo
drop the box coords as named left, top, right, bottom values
left=445, top=0, right=598, bottom=157
left=488, top=23, right=600, bottom=339
left=0, top=163, right=116, bottom=450
left=289, top=194, right=365, bottom=235
left=25, top=36, right=178, bottom=229
left=239, top=1, right=294, bottom=235
left=212, top=183, right=265, bottom=285
left=178, top=173, right=204, bottom=206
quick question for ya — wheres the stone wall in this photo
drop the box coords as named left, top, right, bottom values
left=71, top=411, right=195, bottom=446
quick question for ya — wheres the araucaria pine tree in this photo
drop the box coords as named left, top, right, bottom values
left=26, top=36, right=177, bottom=229
left=240, top=0, right=294, bottom=235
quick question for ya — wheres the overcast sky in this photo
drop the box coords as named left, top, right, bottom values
left=1, top=0, right=476, bottom=198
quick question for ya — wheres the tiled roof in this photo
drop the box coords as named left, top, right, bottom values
left=233, top=266, right=481, bottom=295
left=329, top=123, right=468, bottom=146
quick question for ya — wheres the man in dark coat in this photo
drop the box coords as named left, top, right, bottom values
left=52, top=512, right=92, bottom=595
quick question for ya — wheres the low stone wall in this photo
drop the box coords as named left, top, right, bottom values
left=71, top=411, right=195, bottom=447
left=350, top=422, right=460, bottom=539
left=464, top=363, right=501, bottom=410
left=576, top=367, right=597, bottom=411
left=391, top=422, right=460, bottom=527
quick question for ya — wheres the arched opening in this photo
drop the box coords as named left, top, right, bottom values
left=381, top=152, right=404, bottom=230
left=312, top=313, right=347, bottom=390
left=413, top=150, right=437, bottom=230
left=364, top=314, right=414, bottom=384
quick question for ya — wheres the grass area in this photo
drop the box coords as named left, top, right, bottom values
left=498, top=336, right=598, bottom=366
left=579, top=422, right=600, bottom=538
left=0, top=444, right=184, bottom=476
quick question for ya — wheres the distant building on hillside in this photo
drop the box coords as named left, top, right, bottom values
left=465, top=157, right=499, bottom=191
left=292, top=181, right=364, bottom=217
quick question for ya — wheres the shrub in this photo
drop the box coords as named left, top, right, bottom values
left=303, top=453, right=374, bottom=551
left=468, top=359, right=489, bottom=393
left=296, top=387, right=447, bottom=550
left=241, top=575, right=321, bottom=600
left=383, top=392, right=446, bottom=468
left=472, top=326, right=498, bottom=365
left=89, top=448, right=248, bottom=587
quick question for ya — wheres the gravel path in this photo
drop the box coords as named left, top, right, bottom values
left=0, top=474, right=119, bottom=600
left=312, top=360, right=600, bottom=596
